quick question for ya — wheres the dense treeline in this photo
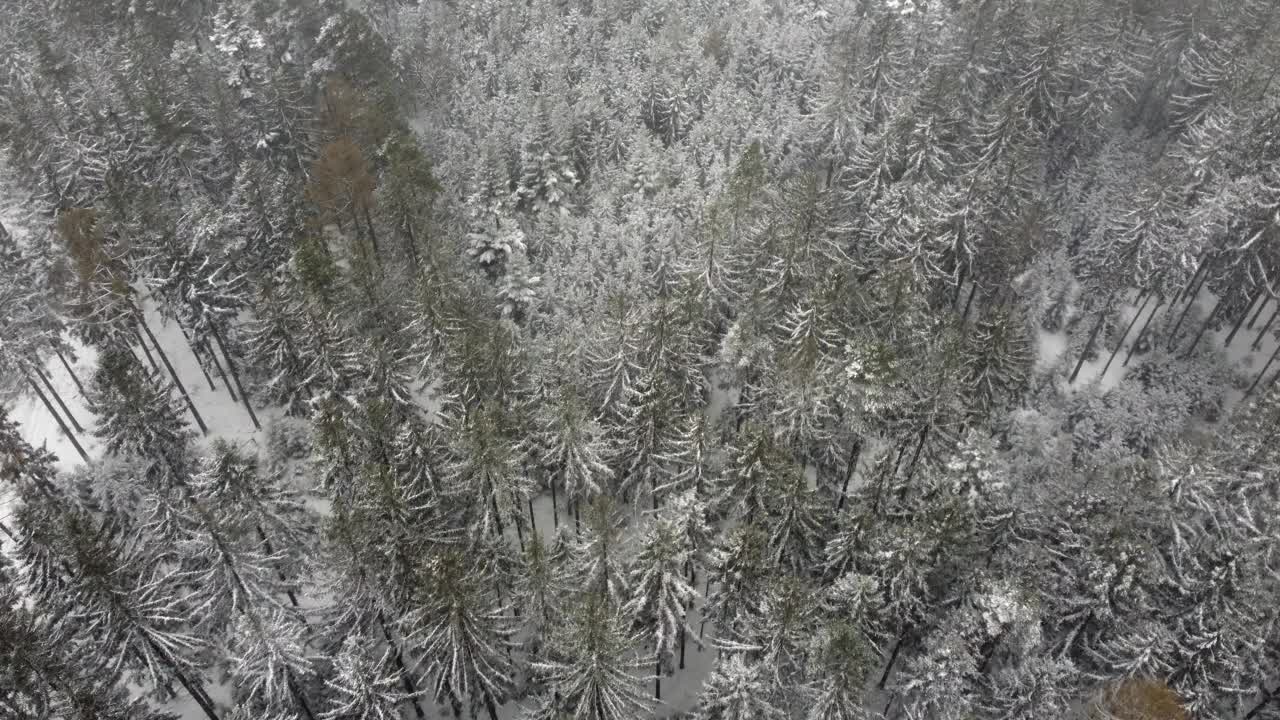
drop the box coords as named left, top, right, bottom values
left=2, top=0, right=1280, bottom=719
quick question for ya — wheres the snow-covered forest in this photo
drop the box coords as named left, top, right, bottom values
left=3, top=0, right=1280, bottom=719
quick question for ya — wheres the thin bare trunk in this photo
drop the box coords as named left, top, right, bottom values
left=204, top=339, right=237, bottom=400
left=836, top=437, right=862, bottom=512
left=1100, top=294, right=1151, bottom=377
left=1225, top=291, right=1262, bottom=346
left=1252, top=304, right=1280, bottom=351
left=1069, top=306, right=1111, bottom=383
left=1249, top=296, right=1270, bottom=329
left=1180, top=294, right=1225, bottom=359
left=33, top=364, right=83, bottom=432
left=54, top=348, right=87, bottom=397
left=550, top=473, right=560, bottom=529
left=210, top=325, right=260, bottom=431
left=181, top=327, right=217, bottom=392
left=133, top=328, right=160, bottom=374
left=1244, top=341, right=1280, bottom=402
left=26, top=375, right=89, bottom=462
left=137, top=315, right=208, bottom=435
left=1124, top=298, right=1165, bottom=366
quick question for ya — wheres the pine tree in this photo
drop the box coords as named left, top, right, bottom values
left=407, top=549, right=515, bottom=720
left=528, top=593, right=651, bottom=720
left=624, top=513, right=697, bottom=698
left=695, top=655, right=786, bottom=720
left=89, top=348, right=193, bottom=476
left=322, top=635, right=417, bottom=720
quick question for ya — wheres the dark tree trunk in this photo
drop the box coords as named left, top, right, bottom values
left=145, top=637, right=220, bottom=720
left=528, top=497, right=537, bottom=536
left=574, top=499, right=581, bottom=535
left=181, top=326, right=218, bottom=392
left=511, top=489, right=526, bottom=553
left=256, top=525, right=298, bottom=607
left=1226, top=290, right=1262, bottom=346
left=378, top=612, right=428, bottom=720
left=878, top=630, right=908, bottom=689
left=26, top=374, right=89, bottom=463
left=1166, top=283, right=1210, bottom=351
left=1100, top=293, right=1151, bottom=377
left=210, top=325, right=260, bottom=431
left=902, top=428, right=929, bottom=487
left=1244, top=341, right=1280, bottom=402
left=137, top=315, right=208, bottom=435
left=1124, top=298, right=1165, bottom=367
left=699, top=575, right=711, bottom=640
left=1180, top=294, right=1225, bottom=359
left=363, top=206, right=381, bottom=264
left=490, top=492, right=505, bottom=538
left=961, top=281, right=979, bottom=323
left=1249, top=296, right=1271, bottom=329
left=1252, top=304, right=1280, bottom=351
left=679, top=620, right=687, bottom=670
left=133, top=328, right=161, bottom=374
left=655, top=653, right=662, bottom=699
left=54, top=348, right=87, bottom=397
left=550, top=472, right=560, bottom=529
left=836, top=437, right=863, bottom=511
left=952, top=265, right=968, bottom=309
left=483, top=691, right=500, bottom=720
left=1173, top=250, right=1210, bottom=307
left=1069, top=305, right=1111, bottom=383
left=32, top=364, right=83, bottom=433
left=204, top=339, right=238, bottom=400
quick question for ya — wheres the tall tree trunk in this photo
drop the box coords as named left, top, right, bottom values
left=54, top=348, right=87, bottom=397
left=490, top=492, right=506, bottom=538
left=146, top=637, right=220, bottom=720
left=1244, top=341, right=1280, bottom=402
left=961, top=281, right=979, bottom=323
left=137, top=315, right=209, bottom=435
left=902, top=427, right=929, bottom=487
left=550, top=472, right=560, bottom=529
left=1069, top=305, right=1111, bottom=383
left=1225, top=291, right=1262, bottom=347
left=1253, top=304, right=1280, bottom=351
left=133, top=328, right=161, bottom=374
left=363, top=206, right=381, bottom=265
left=204, top=339, right=237, bottom=400
left=1249, top=296, right=1270, bottom=329
left=1180, top=294, right=1225, bottom=359
left=699, top=575, right=711, bottom=641
left=529, top=497, right=538, bottom=537
left=26, top=374, right=89, bottom=463
left=483, top=691, right=500, bottom=720
left=1100, top=294, right=1151, bottom=377
left=511, top=489, right=526, bottom=553
left=32, top=364, right=83, bottom=433
left=181, top=326, right=218, bottom=392
left=1166, top=285, right=1209, bottom=351
left=1172, top=250, right=1210, bottom=307
left=574, top=499, right=581, bottom=535
left=878, top=630, right=908, bottom=689
left=210, top=325, right=261, bottom=431
left=679, top=620, right=687, bottom=670
left=836, top=437, right=862, bottom=511
left=378, top=612, right=428, bottom=720
left=256, top=525, right=299, bottom=607
left=1124, top=298, right=1165, bottom=367
left=952, top=265, right=968, bottom=309
left=654, top=652, right=662, bottom=699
